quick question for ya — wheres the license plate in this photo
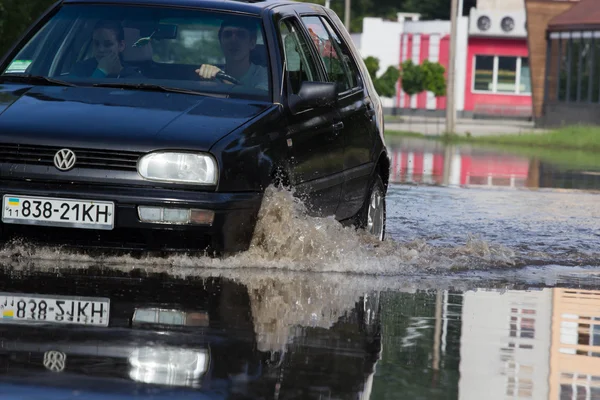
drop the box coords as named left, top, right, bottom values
left=0, top=292, right=110, bottom=327
left=2, top=194, right=114, bottom=230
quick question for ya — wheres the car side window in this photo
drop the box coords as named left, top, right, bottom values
left=300, top=16, right=361, bottom=93
left=278, top=18, right=321, bottom=95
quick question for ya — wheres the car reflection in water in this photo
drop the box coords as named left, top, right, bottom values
left=0, top=266, right=381, bottom=399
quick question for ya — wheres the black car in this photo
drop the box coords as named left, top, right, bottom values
left=0, top=0, right=389, bottom=254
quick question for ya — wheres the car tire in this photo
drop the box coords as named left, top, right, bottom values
left=355, top=174, right=386, bottom=241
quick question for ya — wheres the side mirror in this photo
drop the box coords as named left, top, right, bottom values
left=288, top=81, right=337, bottom=113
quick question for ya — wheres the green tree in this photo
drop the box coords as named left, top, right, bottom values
left=400, top=59, right=424, bottom=97
left=421, top=59, right=446, bottom=97
left=0, top=0, right=55, bottom=57
left=400, top=59, right=446, bottom=98
left=364, top=56, right=400, bottom=97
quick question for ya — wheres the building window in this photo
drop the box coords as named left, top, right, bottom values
left=520, top=58, right=531, bottom=93
left=546, top=32, right=600, bottom=104
left=473, top=55, right=531, bottom=95
left=560, top=374, right=600, bottom=400
left=497, top=56, right=518, bottom=93
left=568, top=38, right=581, bottom=102
left=592, top=38, right=600, bottom=102
left=474, top=55, right=494, bottom=91
left=509, top=308, right=536, bottom=340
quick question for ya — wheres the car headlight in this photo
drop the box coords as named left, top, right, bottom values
left=138, top=152, right=217, bottom=185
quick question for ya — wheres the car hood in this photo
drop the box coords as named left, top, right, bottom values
left=0, top=84, right=272, bottom=151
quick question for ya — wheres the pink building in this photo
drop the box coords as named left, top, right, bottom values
left=359, top=0, right=532, bottom=119
left=398, top=1, right=530, bottom=118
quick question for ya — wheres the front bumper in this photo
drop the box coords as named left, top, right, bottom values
left=0, top=180, right=263, bottom=253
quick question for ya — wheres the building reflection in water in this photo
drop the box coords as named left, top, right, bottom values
left=459, top=289, right=552, bottom=399
left=388, top=139, right=532, bottom=188
left=551, top=288, right=600, bottom=399
left=458, top=287, right=600, bottom=400
left=386, top=138, right=600, bottom=192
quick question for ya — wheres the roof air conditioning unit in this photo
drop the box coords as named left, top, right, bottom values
left=477, top=16, right=491, bottom=32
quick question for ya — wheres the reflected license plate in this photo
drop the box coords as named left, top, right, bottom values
left=0, top=292, right=110, bottom=327
left=1, top=194, right=114, bottom=230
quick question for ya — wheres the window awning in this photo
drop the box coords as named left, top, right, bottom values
left=548, top=0, right=600, bottom=31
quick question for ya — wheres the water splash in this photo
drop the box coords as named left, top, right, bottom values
left=0, top=185, right=562, bottom=275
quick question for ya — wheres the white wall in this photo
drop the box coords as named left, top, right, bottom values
left=476, top=0, right=525, bottom=12
left=358, top=17, right=406, bottom=107
left=404, top=20, right=450, bottom=35
left=459, top=289, right=552, bottom=400
left=359, top=17, right=405, bottom=75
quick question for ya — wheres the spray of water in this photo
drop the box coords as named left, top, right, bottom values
left=0, top=185, right=525, bottom=275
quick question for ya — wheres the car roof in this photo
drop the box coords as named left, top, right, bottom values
left=62, top=0, right=301, bottom=15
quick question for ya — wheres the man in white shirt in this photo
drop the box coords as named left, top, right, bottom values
left=196, top=17, right=268, bottom=91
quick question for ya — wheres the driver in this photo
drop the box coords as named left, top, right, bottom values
left=195, top=17, right=268, bottom=91
left=71, top=20, right=142, bottom=79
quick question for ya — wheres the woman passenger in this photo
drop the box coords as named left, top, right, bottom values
left=71, top=20, right=142, bottom=78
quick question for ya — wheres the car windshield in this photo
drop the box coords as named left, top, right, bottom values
left=0, top=4, right=271, bottom=101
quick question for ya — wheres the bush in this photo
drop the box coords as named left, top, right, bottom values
left=399, top=60, right=424, bottom=96
left=421, top=60, right=446, bottom=97
left=364, top=56, right=400, bottom=98
left=400, top=59, right=446, bottom=98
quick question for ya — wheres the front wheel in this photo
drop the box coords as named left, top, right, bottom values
left=356, top=174, right=386, bottom=241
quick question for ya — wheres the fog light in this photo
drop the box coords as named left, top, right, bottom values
left=138, top=207, right=214, bottom=225
left=163, top=208, right=190, bottom=223
left=139, top=207, right=162, bottom=222
left=138, top=206, right=189, bottom=224
left=190, top=209, right=214, bottom=226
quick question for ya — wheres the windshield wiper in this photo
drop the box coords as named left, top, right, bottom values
left=92, top=82, right=226, bottom=97
left=0, top=74, right=76, bottom=87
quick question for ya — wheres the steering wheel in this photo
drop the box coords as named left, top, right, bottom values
left=215, top=71, right=241, bottom=86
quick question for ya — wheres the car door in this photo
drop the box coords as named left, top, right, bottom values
left=299, top=15, right=376, bottom=221
left=277, top=16, right=344, bottom=217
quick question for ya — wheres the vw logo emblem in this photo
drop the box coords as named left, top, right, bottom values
left=43, top=350, right=67, bottom=372
left=54, top=148, right=76, bottom=171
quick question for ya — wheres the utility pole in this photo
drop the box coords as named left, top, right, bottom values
left=325, top=0, right=331, bottom=8
left=344, top=0, right=351, bottom=30
left=445, top=0, right=459, bottom=135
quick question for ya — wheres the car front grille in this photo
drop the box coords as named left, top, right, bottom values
left=0, top=143, right=141, bottom=171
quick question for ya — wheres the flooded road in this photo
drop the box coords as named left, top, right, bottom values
left=0, top=265, right=600, bottom=399
left=386, top=137, right=599, bottom=266
left=0, top=138, right=598, bottom=398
